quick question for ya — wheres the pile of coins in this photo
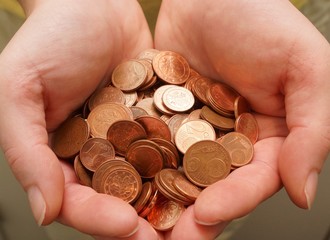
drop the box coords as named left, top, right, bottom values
left=51, top=49, right=258, bottom=231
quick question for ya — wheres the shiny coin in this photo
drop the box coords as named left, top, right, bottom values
left=200, top=105, right=235, bottom=131
left=153, top=51, right=190, bottom=85
left=133, top=181, right=153, bottom=213
left=88, top=86, right=125, bottom=110
left=162, top=86, right=195, bottom=113
left=235, top=112, right=259, bottom=144
left=112, top=59, right=147, bottom=92
left=175, top=119, right=216, bottom=154
left=87, top=103, right=133, bottom=139
left=74, top=155, right=93, bottom=187
left=183, top=140, right=231, bottom=187
left=135, top=115, right=172, bottom=142
left=172, top=173, right=202, bottom=201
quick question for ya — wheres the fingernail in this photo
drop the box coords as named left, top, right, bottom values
left=195, top=218, right=223, bottom=226
left=304, top=170, right=318, bottom=210
left=27, top=186, right=46, bottom=226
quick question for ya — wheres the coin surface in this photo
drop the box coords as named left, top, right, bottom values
left=219, top=132, right=254, bottom=167
left=126, top=140, right=164, bottom=178
left=135, top=115, right=172, bottom=142
left=172, top=173, right=202, bottom=201
left=112, top=59, right=147, bottom=91
left=235, top=112, right=259, bottom=144
left=234, top=95, right=251, bottom=118
left=79, top=137, right=116, bottom=171
left=133, top=181, right=153, bottom=213
left=87, top=103, right=133, bottom=139
left=200, top=105, right=235, bottom=131
left=88, top=86, right=125, bottom=110
left=147, top=194, right=185, bottom=231
left=52, top=116, right=90, bottom=159
left=107, top=120, right=147, bottom=156
left=153, top=51, right=190, bottom=85
left=162, top=86, right=195, bottom=113
left=74, top=155, right=92, bottom=187
left=153, top=85, right=176, bottom=115
left=175, top=119, right=216, bottom=154
left=183, top=140, right=232, bottom=187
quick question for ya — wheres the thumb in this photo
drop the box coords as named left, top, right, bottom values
left=0, top=64, right=64, bottom=226
left=279, top=38, right=330, bottom=209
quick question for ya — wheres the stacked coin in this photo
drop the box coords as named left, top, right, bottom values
left=51, top=49, right=259, bottom=231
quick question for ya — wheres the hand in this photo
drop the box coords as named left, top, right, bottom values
left=155, top=0, right=330, bottom=239
left=0, top=0, right=158, bottom=239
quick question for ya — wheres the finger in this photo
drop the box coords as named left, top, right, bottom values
left=58, top=161, right=158, bottom=239
left=165, top=206, right=228, bottom=240
left=280, top=39, right=330, bottom=209
left=0, top=83, right=64, bottom=225
left=193, top=137, right=283, bottom=225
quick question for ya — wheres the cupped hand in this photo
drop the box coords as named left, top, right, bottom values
left=0, top=0, right=159, bottom=239
left=155, top=0, right=330, bottom=239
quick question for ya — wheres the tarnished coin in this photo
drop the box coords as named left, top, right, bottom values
left=87, top=103, right=133, bottom=139
left=79, top=137, right=116, bottom=172
left=172, top=173, right=202, bottom=201
left=235, top=112, right=259, bottom=144
left=107, top=120, right=147, bottom=156
left=88, top=86, right=125, bottom=110
left=73, top=155, right=93, bottom=187
left=183, top=140, right=231, bottom=187
left=162, top=86, right=195, bottom=113
left=200, top=105, right=235, bottom=131
left=153, top=51, right=190, bottom=85
left=218, top=132, right=254, bottom=167
left=111, top=59, right=147, bottom=92
left=175, top=119, right=216, bottom=154
left=147, top=194, right=185, bottom=231
left=126, top=139, right=164, bottom=178
left=135, top=115, right=172, bottom=142
left=52, top=116, right=90, bottom=159
left=123, top=91, right=138, bottom=107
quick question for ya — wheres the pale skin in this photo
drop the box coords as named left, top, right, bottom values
left=0, top=0, right=329, bottom=239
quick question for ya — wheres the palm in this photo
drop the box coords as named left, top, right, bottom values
left=155, top=1, right=330, bottom=239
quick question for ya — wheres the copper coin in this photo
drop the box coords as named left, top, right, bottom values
left=207, top=82, right=239, bottom=113
left=158, top=169, right=193, bottom=204
left=135, top=115, right=172, bottom=142
left=167, top=114, right=189, bottom=142
left=162, top=86, right=195, bottom=113
left=73, top=155, right=93, bottom=187
left=150, top=138, right=180, bottom=169
left=172, top=173, right=202, bottom=201
left=52, top=116, right=90, bottom=159
left=200, top=105, right=235, bottom=131
left=133, top=181, right=153, bottom=213
left=111, top=59, right=147, bottom=92
left=147, top=194, right=185, bottom=231
left=130, top=106, right=149, bottom=119
left=139, top=187, right=159, bottom=218
left=126, top=139, right=164, bottom=178
left=153, top=85, right=176, bottom=115
left=123, top=91, right=138, bottom=107
left=153, top=51, right=190, bottom=85
left=135, top=97, right=162, bottom=118
left=191, top=77, right=214, bottom=105
left=219, top=132, right=254, bottom=167
left=88, top=86, right=125, bottom=110
left=136, top=48, right=160, bottom=62
left=107, top=119, right=147, bottom=156
left=87, top=103, right=133, bottom=139
left=174, top=119, right=216, bottom=154
left=235, top=112, right=259, bottom=144
left=183, top=140, right=231, bottom=187
left=234, top=95, right=251, bottom=118
left=79, top=137, right=116, bottom=171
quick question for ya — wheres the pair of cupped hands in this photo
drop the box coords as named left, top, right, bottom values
left=0, top=0, right=329, bottom=239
